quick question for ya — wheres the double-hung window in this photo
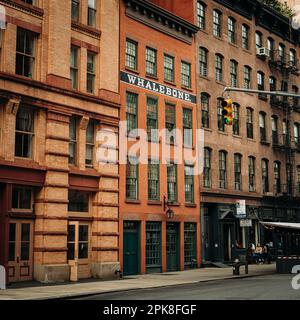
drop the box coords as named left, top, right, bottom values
left=219, top=151, right=227, bottom=189
left=262, top=159, right=269, bottom=193
left=213, top=10, right=221, bottom=37
left=85, top=120, right=94, bottom=167
left=167, top=164, right=177, bottom=203
left=234, top=154, right=242, bottom=191
left=242, top=24, right=249, bottom=50
left=203, top=148, right=211, bottom=188
left=197, top=2, right=206, bottom=30
left=185, top=165, right=194, bottom=203
left=148, top=160, right=159, bottom=201
left=230, top=60, right=238, bottom=87
left=69, top=116, right=77, bottom=165
left=126, top=92, right=138, bottom=135
left=71, top=46, right=79, bottom=89
left=16, top=28, right=36, bottom=78
left=164, top=55, right=174, bottom=82
left=199, top=47, right=208, bottom=77
left=201, top=93, right=209, bottom=128
left=146, top=47, right=157, bottom=77
left=88, top=0, right=97, bottom=27
left=243, top=66, right=251, bottom=89
left=71, top=0, right=80, bottom=21
left=233, top=103, right=240, bottom=135
left=146, top=97, right=158, bottom=141
left=274, top=162, right=281, bottom=194
left=249, top=156, right=256, bottom=192
left=126, top=157, right=138, bottom=200
left=228, top=17, right=236, bottom=44
left=87, top=51, right=96, bottom=93
left=181, top=61, right=191, bottom=88
left=246, top=108, right=254, bottom=139
left=126, top=39, right=137, bottom=70
left=183, top=108, right=193, bottom=147
left=215, top=54, right=223, bottom=82
left=165, top=104, right=176, bottom=143
left=15, top=107, right=34, bottom=159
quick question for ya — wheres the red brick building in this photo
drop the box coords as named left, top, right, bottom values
left=119, top=0, right=201, bottom=275
left=195, top=0, right=300, bottom=264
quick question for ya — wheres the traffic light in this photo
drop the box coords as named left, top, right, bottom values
left=222, top=98, right=233, bottom=125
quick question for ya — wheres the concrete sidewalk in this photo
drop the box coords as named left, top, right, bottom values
left=0, top=264, right=276, bottom=300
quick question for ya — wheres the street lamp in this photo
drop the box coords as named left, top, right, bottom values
left=163, top=196, right=175, bottom=219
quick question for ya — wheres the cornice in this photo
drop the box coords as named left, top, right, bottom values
left=124, top=0, right=199, bottom=43
left=0, top=0, right=44, bottom=18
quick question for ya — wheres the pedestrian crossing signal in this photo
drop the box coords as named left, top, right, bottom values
left=222, top=98, right=233, bottom=125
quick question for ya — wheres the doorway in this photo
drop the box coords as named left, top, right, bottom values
left=67, top=222, right=91, bottom=281
left=123, top=221, right=140, bottom=276
left=8, top=220, right=34, bottom=283
left=222, top=223, right=235, bottom=262
left=166, top=222, right=180, bottom=272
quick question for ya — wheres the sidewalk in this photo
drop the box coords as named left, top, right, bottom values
left=0, top=264, right=276, bottom=300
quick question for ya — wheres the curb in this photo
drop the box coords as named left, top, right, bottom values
left=47, top=271, right=276, bottom=301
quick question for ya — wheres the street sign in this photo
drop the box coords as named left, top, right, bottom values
left=240, top=219, right=252, bottom=227
left=236, top=200, right=246, bottom=218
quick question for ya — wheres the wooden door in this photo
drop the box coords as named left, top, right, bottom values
left=67, top=222, right=91, bottom=281
left=8, top=220, right=34, bottom=283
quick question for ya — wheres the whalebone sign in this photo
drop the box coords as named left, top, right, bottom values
left=121, top=71, right=197, bottom=104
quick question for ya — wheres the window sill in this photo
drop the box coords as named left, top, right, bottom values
left=164, top=80, right=177, bottom=87
left=232, top=134, right=242, bottom=139
left=202, top=127, right=212, bottom=132
left=168, top=202, right=180, bottom=207
left=145, top=74, right=158, bottom=80
left=125, top=66, right=140, bottom=75
left=242, top=48, right=252, bottom=55
left=229, top=42, right=238, bottom=49
left=147, top=200, right=162, bottom=206
left=183, top=145, right=195, bottom=150
left=185, top=203, right=197, bottom=208
left=126, top=134, right=140, bottom=140
left=213, top=35, right=223, bottom=42
left=147, top=138, right=160, bottom=144
left=199, top=75, right=210, bottom=81
left=199, top=28, right=209, bottom=36
left=71, top=21, right=101, bottom=38
left=260, top=141, right=271, bottom=146
left=125, top=199, right=141, bottom=204
left=181, top=85, right=193, bottom=92
left=216, top=80, right=226, bottom=86
left=247, top=138, right=256, bottom=142
left=218, top=131, right=228, bottom=136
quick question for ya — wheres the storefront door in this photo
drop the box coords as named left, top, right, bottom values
left=222, top=223, right=235, bottom=262
left=123, top=221, right=139, bottom=276
left=67, top=222, right=91, bottom=281
left=166, top=223, right=179, bottom=272
left=8, top=220, right=34, bottom=283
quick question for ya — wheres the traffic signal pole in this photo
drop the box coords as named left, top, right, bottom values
left=223, top=87, right=300, bottom=99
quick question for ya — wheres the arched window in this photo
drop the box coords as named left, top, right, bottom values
left=274, top=161, right=281, bottom=194
left=215, top=54, right=223, bottom=81
left=255, top=31, right=262, bottom=49
left=199, top=47, right=208, bottom=77
left=261, top=158, right=269, bottom=193
left=228, top=17, right=236, bottom=44
left=213, top=10, right=222, bottom=37
left=234, top=153, right=242, bottom=191
left=219, top=150, right=227, bottom=189
left=248, top=156, right=256, bottom=192
left=230, top=60, right=238, bottom=87
left=203, top=147, right=212, bottom=188
left=242, top=24, right=250, bottom=50
left=267, top=37, right=275, bottom=60
left=197, top=1, right=206, bottom=30
left=278, top=43, right=285, bottom=63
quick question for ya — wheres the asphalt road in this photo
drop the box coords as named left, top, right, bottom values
left=76, top=274, right=300, bottom=300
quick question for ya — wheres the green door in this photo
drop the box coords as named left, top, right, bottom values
left=123, top=221, right=139, bottom=276
left=166, top=223, right=179, bottom=272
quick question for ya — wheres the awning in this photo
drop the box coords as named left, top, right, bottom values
left=260, top=222, right=300, bottom=230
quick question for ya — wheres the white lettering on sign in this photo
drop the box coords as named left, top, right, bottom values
left=121, top=71, right=196, bottom=103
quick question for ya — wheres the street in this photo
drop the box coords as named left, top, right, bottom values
left=76, top=274, right=300, bottom=300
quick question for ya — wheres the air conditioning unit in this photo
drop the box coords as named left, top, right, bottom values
left=265, top=192, right=273, bottom=196
left=256, top=47, right=269, bottom=58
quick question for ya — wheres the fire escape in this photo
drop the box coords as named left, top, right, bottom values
left=268, top=49, right=300, bottom=200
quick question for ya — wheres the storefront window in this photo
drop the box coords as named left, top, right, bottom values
left=146, top=222, right=161, bottom=272
left=184, top=223, right=197, bottom=268
left=68, top=190, right=89, bottom=212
